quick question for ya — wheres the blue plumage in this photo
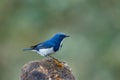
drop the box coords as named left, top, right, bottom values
left=23, top=33, right=69, bottom=57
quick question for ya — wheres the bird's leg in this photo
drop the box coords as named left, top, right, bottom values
left=45, top=55, right=56, bottom=61
left=48, top=55, right=62, bottom=64
left=48, top=55, right=56, bottom=60
left=49, top=55, right=64, bottom=68
left=48, top=55, right=60, bottom=62
left=45, top=55, right=63, bottom=68
left=45, top=55, right=51, bottom=61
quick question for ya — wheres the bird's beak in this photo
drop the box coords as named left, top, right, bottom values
left=65, top=35, right=70, bottom=37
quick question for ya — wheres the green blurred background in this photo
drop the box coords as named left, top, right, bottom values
left=0, top=0, right=120, bottom=80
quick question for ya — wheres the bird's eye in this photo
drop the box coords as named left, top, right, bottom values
left=59, top=35, right=63, bottom=37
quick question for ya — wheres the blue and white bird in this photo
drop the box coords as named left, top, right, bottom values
left=23, top=33, right=69, bottom=57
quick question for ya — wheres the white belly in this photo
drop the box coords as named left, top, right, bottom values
left=32, top=47, right=54, bottom=56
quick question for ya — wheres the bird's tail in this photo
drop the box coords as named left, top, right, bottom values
left=23, top=48, right=32, bottom=51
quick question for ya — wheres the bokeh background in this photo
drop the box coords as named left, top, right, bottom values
left=0, top=0, right=120, bottom=80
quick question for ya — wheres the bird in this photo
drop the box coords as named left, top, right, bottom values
left=23, top=32, right=70, bottom=58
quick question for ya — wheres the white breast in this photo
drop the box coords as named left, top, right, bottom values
left=59, top=40, right=63, bottom=50
left=37, top=47, right=54, bottom=56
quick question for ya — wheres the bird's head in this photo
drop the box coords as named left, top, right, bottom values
left=51, top=32, right=70, bottom=41
left=55, top=32, right=70, bottom=39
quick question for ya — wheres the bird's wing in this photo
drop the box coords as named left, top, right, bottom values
left=31, top=41, right=55, bottom=50
left=30, top=43, right=42, bottom=49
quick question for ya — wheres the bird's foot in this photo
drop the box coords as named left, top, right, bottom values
left=48, top=56, right=64, bottom=68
